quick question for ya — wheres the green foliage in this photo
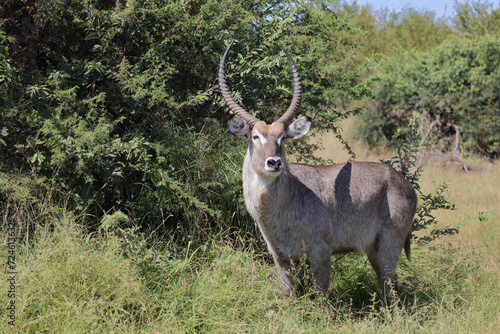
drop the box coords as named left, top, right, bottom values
left=336, top=1, right=452, bottom=58
left=413, top=183, right=458, bottom=243
left=453, top=0, right=500, bottom=36
left=382, top=117, right=457, bottom=243
left=346, top=1, right=500, bottom=158
left=360, top=34, right=500, bottom=158
left=381, top=117, right=422, bottom=191
left=0, top=0, right=374, bottom=244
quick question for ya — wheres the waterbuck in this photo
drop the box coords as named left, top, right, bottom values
left=218, top=42, right=417, bottom=301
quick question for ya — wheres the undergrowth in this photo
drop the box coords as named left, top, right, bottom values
left=1, top=197, right=498, bottom=332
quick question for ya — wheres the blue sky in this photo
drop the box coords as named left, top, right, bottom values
left=353, top=0, right=458, bottom=18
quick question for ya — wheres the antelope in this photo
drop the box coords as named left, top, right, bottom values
left=218, top=42, right=417, bottom=302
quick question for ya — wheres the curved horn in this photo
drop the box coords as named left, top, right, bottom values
left=219, top=40, right=260, bottom=127
left=276, top=46, right=302, bottom=126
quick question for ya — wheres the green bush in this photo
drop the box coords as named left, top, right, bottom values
left=359, top=34, right=500, bottom=158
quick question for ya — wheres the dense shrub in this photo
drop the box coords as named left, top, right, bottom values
left=358, top=34, right=500, bottom=158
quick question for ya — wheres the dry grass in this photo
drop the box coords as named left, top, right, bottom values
left=419, top=160, right=500, bottom=276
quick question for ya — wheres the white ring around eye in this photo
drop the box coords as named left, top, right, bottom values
left=253, top=130, right=267, bottom=144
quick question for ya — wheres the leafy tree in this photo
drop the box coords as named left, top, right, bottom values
left=334, top=1, right=452, bottom=59
left=453, top=0, right=500, bottom=36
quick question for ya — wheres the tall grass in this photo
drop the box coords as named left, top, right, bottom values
left=1, top=145, right=499, bottom=332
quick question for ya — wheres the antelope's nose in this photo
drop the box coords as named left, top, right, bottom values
left=265, top=157, right=282, bottom=171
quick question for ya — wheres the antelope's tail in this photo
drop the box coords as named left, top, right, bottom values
left=404, top=233, right=411, bottom=261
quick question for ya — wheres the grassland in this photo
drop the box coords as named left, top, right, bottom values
left=1, top=132, right=499, bottom=333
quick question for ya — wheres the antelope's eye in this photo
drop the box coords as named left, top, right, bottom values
left=252, top=135, right=259, bottom=140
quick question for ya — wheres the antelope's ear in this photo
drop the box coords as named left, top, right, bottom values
left=228, top=114, right=251, bottom=142
left=285, top=116, right=311, bottom=140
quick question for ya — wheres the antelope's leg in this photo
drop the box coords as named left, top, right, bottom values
left=310, top=254, right=332, bottom=293
left=274, top=256, right=294, bottom=296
